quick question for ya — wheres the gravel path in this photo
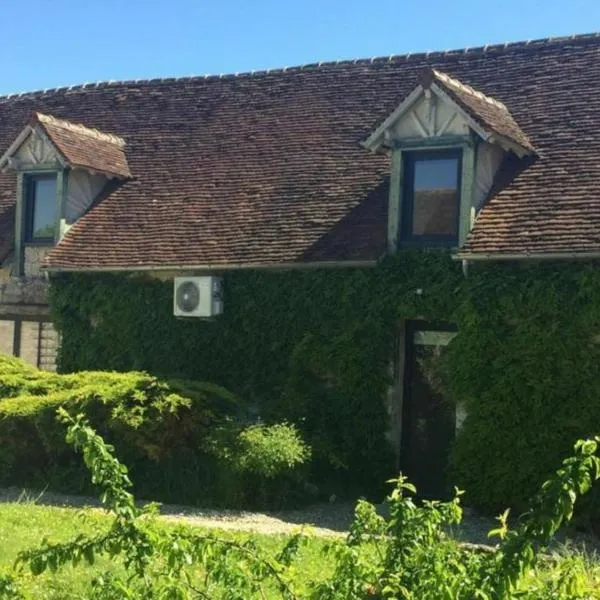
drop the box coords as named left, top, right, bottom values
left=0, top=487, right=598, bottom=550
left=0, top=487, right=354, bottom=537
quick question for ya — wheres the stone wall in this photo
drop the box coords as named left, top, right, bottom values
left=24, top=245, right=53, bottom=277
left=0, top=271, right=57, bottom=370
left=0, top=276, right=49, bottom=313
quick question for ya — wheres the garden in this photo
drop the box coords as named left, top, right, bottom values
left=3, top=249, right=600, bottom=596
left=0, top=354, right=600, bottom=598
left=0, top=408, right=599, bottom=598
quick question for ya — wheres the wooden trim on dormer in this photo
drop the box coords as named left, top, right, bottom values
left=363, top=85, right=425, bottom=152
left=14, top=173, right=24, bottom=277
left=0, top=127, right=34, bottom=170
left=458, top=141, right=476, bottom=246
left=54, top=169, right=69, bottom=243
left=32, top=124, right=69, bottom=168
left=390, top=134, right=473, bottom=151
left=388, top=149, right=403, bottom=252
left=363, top=74, right=534, bottom=158
left=387, top=136, right=477, bottom=253
left=16, top=162, right=64, bottom=172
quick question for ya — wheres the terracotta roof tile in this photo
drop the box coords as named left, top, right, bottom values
left=426, top=69, right=535, bottom=153
left=34, top=113, right=131, bottom=178
left=0, top=33, right=598, bottom=267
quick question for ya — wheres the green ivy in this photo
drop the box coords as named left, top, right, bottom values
left=49, top=251, right=600, bottom=518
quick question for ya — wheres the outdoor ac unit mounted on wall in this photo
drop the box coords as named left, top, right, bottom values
left=173, top=276, right=223, bottom=318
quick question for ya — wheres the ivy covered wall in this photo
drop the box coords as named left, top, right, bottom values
left=49, top=251, right=600, bottom=514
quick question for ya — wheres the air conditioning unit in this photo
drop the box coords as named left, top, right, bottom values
left=173, top=276, right=223, bottom=318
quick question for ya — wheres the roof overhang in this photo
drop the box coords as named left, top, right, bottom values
left=0, top=113, right=131, bottom=179
left=453, top=251, right=600, bottom=261
left=362, top=71, right=535, bottom=158
left=43, top=259, right=379, bottom=273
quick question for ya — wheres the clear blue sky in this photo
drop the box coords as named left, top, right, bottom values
left=3, top=0, right=600, bottom=95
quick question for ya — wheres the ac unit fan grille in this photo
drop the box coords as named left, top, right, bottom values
left=176, top=281, right=200, bottom=313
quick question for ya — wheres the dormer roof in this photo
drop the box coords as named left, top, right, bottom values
left=425, top=69, right=534, bottom=153
left=0, top=112, right=131, bottom=179
left=364, top=67, right=535, bottom=157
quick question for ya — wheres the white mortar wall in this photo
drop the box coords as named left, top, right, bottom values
left=15, top=131, right=58, bottom=165
left=19, top=321, right=40, bottom=366
left=66, top=170, right=107, bottom=224
left=39, top=322, right=58, bottom=371
left=24, top=246, right=53, bottom=277
left=474, top=142, right=504, bottom=209
left=0, top=320, right=15, bottom=354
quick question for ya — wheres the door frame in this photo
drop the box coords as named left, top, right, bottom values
left=400, top=320, right=457, bottom=496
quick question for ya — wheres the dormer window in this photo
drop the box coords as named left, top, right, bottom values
left=362, top=67, right=535, bottom=252
left=401, top=150, right=461, bottom=244
left=0, top=112, right=131, bottom=276
left=25, top=174, right=57, bottom=243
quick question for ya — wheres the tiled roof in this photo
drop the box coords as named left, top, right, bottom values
left=0, top=33, right=599, bottom=268
left=34, top=113, right=131, bottom=178
left=426, top=69, right=535, bottom=153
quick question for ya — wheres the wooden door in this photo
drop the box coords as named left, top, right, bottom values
left=401, top=323, right=456, bottom=499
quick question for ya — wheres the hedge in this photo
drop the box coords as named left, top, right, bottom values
left=0, top=355, right=310, bottom=508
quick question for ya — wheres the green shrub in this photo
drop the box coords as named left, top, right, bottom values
left=205, top=421, right=312, bottom=509
left=0, top=355, right=311, bottom=508
left=443, top=263, right=600, bottom=531
left=211, top=421, right=310, bottom=479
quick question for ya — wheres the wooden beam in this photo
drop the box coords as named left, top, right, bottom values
left=391, top=134, right=472, bottom=150
left=0, top=126, right=33, bottom=169
left=54, top=169, right=68, bottom=243
left=410, top=110, right=431, bottom=137
left=14, top=173, right=25, bottom=277
left=459, top=141, right=476, bottom=246
left=388, top=149, right=403, bottom=253
left=436, top=112, right=458, bottom=137
left=362, top=85, right=424, bottom=151
left=20, top=162, right=64, bottom=172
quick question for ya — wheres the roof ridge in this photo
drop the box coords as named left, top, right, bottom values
left=431, top=69, right=508, bottom=110
left=1, top=31, right=599, bottom=101
left=35, top=112, right=126, bottom=147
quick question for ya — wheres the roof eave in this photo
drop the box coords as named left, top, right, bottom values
left=453, top=251, right=600, bottom=261
left=430, top=83, right=536, bottom=157
left=487, top=133, right=536, bottom=158
left=69, top=161, right=132, bottom=180
left=44, top=259, right=378, bottom=273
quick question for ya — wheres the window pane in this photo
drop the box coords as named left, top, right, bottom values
left=412, top=157, right=459, bottom=237
left=31, top=177, right=56, bottom=240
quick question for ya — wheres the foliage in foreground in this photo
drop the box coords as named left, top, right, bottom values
left=1, top=411, right=599, bottom=598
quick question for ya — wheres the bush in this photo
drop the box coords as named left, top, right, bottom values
left=0, top=355, right=311, bottom=508
left=211, top=421, right=310, bottom=478
left=205, top=421, right=312, bottom=509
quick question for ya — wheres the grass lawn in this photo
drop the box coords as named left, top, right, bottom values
left=2, top=501, right=600, bottom=598
left=0, top=501, right=334, bottom=599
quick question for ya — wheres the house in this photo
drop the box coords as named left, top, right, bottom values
left=1, top=33, right=600, bottom=499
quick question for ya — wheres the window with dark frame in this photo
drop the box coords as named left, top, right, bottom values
left=401, top=150, right=462, bottom=244
left=25, top=174, right=57, bottom=243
